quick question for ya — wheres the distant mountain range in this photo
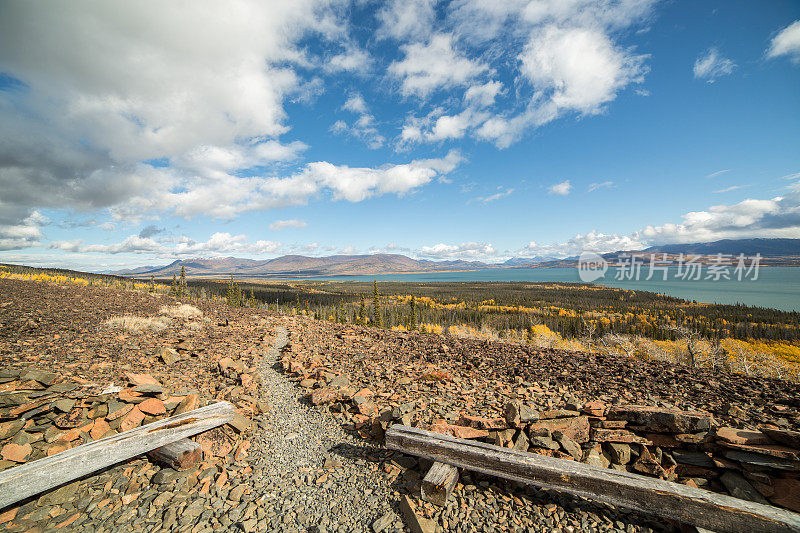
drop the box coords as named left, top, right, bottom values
left=112, top=238, right=800, bottom=278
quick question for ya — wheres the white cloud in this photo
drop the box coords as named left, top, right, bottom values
left=325, top=46, right=372, bottom=74
left=389, top=34, right=489, bottom=97
left=475, top=187, right=514, bottom=203
left=766, top=20, right=800, bottom=63
left=0, top=211, right=47, bottom=250
left=520, top=230, right=644, bottom=258
left=464, top=81, right=504, bottom=107
left=693, top=48, right=736, bottom=82
left=269, top=219, right=308, bottom=230
left=713, top=185, right=747, bottom=194
left=588, top=180, right=614, bottom=192
left=419, top=241, right=496, bottom=260
left=0, top=0, right=342, bottom=230
left=377, top=0, right=439, bottom=41
left=343, top=94, right=368, bottom=114
left=51, top=232, right=283, bottom=257
left=520, top=26, right=647, bottom=114
left=706, top=169, right=731, bottom=179
left=548, top=180, right=572, bottom=195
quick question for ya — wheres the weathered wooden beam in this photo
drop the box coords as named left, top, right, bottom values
left=386, top=425, right=800, bottom=533
left=421, top=462, right=459, bottom=507
left=0, top=401, right=235, bottom=509
left=147, top=438, right=202, bottom=471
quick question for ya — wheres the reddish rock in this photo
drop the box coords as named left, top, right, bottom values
left=528, top=416, right=590, bottom=444
left=2, top=442, right=32, bottom=462
left=591, top=428, right=651, bottom=445
left=174, top=393, right=198, bottom=415
left=457, top=414, right=507, bottom=430
left=718, top=441, right=800, bottom=460
left=54, top=407, right=84, bottom=429
left=118, top=389, right=143, bottom=403
left=119, top=406, right=145, bottom=432
left=125, top=372, right=161, bottom=387
left=357, top=401, right=379, bottom=417
left=761, top=427, right=800, bottom=449
left=310, top=388, right=338, bottom=405
left=106, top=403, right=133, bottom=421
left=428, top=421, right=489, bottom=439
left=581, top=401, right=606, bottom=417
left=606, top=405, right=712, bottom=433
left=769, top=477, right=800, bottom=512
left=716, top=427, right=771, bottom=446
left=138, top=398, right=166, bottom=416
left=90, top=418, right=111, bottom=440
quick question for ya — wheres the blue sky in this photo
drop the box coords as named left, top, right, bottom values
left=0, top=0, right=799, bottom=270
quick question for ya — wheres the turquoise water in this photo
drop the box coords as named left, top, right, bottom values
left=299, top=267, right=800, bottom=312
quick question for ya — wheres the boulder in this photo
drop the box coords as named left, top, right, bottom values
left=528, top=416, right=590, bottom=443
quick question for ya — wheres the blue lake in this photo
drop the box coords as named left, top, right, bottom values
left=296, top=267, right=800, bottom=312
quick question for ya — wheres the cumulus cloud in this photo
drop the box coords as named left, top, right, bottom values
left=138, top=225, right=164, bottom=239
left=51, top=232, right=283, bottom=257
left=389, top=34, right=489, bottom=97
left=693, top=47, right=736, bottom=82
left=548, top=180, right=572, bottom=195
left=333, top=94, right=385, bottom=148
left=419, top=241, right=496, bottom=260
left=377, top=0, right=439, bottom=42
left=0, top=0, right=345, bottom=232
left=394, top=0, right=655, bottom=148
left=0, top=211, right=47, bottom=251
left=766, top=20, right=800, bottom=63
left=269, top=219, right=308, bottom=230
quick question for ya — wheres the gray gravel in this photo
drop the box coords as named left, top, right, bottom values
left=245, top=324, right=403, bottom=533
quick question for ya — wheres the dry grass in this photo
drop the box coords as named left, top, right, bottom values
left=159, top=304, right=203, bottom=319
left=105, top=315, right=171, bottom=334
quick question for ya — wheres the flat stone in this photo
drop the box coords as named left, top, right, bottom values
left=581, top=401, right=606, bottom=417
left=528, top=416, right=590, bottom=443
left=456, top=414, right=506, bottom=430
left=671, top=450, right=715, bottom=467
left=718, top=441, right=800, bottom=460
left=54, top=407, right=84, bottom=429
left=538, top=409, right=580, bottom=420
left=725, top=450, right=800, bottom=471
left=770, top=477, right=800, bottom=512
left=125, top=373, right=162, bottom=387
left=132, top=383, right=164, bottom=395
left=761, top=427, right=800, bottom=449
left=591, top=428, right=651, bottom=444
left=528, top=435, right=559, bottom=451
left=428, top=421, right=488, bottom=439
left=228, top=414, right=250, bottom=433
left=606, top=405, right=712, bottom=433
left=720, top=471, right=770, bottom=505
left=716, top=427, right=771, bottom=446
left=504, top=401, right=538, bottom=427
left=138, top=398, right=166, bottom=416
left=174, top=393, right=198, bottom=415
left=1, top=442, right=31, bottom=462
left=0, top=419, right=25, bottom=440
left=20, top=369, right=58, bottom=386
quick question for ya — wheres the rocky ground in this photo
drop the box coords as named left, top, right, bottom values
left=1, top=277, right=799, bottom=532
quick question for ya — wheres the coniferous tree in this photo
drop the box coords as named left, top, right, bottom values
left=170, top=273, right=178, bottom=296
left=149, top=274, right=155, bottom=293
left=372, top=280, right=382, bottom=327
left=358, top=295, right=366, bottom=325
left=179, top=266, right=187, bottom=297
left=409, top=295, right=417, bottom=331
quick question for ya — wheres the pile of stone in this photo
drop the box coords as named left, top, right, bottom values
left=0, top=360, right=263, bottom=531
left=278, top=346, right=800, bottom=515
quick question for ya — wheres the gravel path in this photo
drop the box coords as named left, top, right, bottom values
left=245, top=324, right=403, bottom=533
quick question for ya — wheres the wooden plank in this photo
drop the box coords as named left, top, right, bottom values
left=147, top=438, right=202, bottom=471
left=400, top=494, right=436, bottom=533
left=0, top=401, right=234, bottom=509
left=386, top=425, right=800, bottom=533
left=421, top=462, right=459, bottom=507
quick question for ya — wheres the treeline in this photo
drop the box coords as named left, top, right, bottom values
left=184, top=278, right=800, bottom=343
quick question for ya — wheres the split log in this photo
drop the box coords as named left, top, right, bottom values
left=421, top=462, right=459, bottom=507
left=0, top=401, right=235, bottom=509
left=147, top=438, right=202, bottom=471
left=386, top=425, right=800, bottom=533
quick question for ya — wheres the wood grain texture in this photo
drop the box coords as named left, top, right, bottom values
left=147, top=438, right=202, bottom=471
left=421, top=462, right=459, bottom=507
left=0, top=401, right=235, bottom=509
left=386, top=425, right=800, bottom=533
